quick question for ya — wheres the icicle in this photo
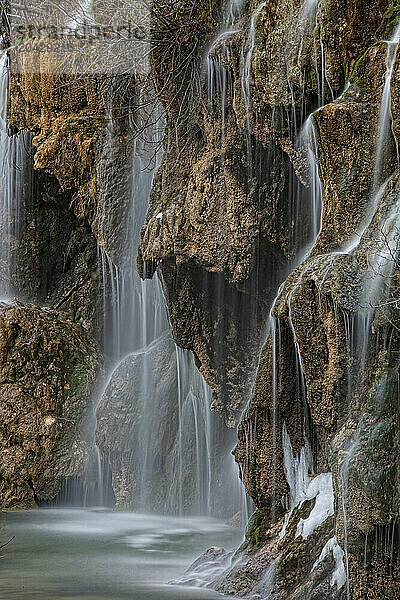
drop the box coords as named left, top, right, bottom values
left=280, top=424, right=334, bottom=540
left=312, top=536, right=347, bottom=590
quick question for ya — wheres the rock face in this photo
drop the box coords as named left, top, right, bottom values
left=226, top=2, right=400, bottom=599
left=0, top=41, right=127, bottom=507
left=0, top=303, right=102, bottom=508
left=138, top=0, right=393, bottom=427
left=139, top=0, right=400, bottom=597
left=1, top=0, right=400, bottom=596
left=2, top=20, right=247, bottom=517
left=7, top=43, right=140, bottom=342
left=139, top=0, right=305, bottom=426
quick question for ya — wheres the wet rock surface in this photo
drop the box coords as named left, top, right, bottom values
left=96, top=330, right=243, bottom=516
left=96, top=331, right=179, bottom=512
left=229, top=2, right=400, bottom=598
left=139, top=0, right=393, bottom=427
left=139, top=0, right=400, bottom=596
left=1, top=0, right=400, bottom=597
left=7, top=44, right=140, bottom=337
left=0, top=303, right=102, bottom=508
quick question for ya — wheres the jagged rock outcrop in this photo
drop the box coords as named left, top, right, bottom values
left=139, top=0, right=306, bottom=426
left=0, top=303, right=102, bottom=508
left=8, top=42, right=149, bottom=266
left=139, top=0, right=394, bottom=427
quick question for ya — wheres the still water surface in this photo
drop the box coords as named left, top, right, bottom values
left=1, top=509, right=243, bottom=600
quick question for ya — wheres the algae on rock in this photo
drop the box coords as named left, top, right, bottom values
left=0, top=303, right=102, bottom=509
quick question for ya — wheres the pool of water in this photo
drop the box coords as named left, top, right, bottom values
left=0, top=509, right=242, bottom=600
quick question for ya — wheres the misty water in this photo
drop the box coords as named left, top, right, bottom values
left=1, top=509, right=243, bottom=600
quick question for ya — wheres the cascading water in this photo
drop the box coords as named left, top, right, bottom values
left=356, top=22, right=400, bottom=308
left=92, top=75, right=247, bottom=518
left=231, top=0, right=353, bottom=590
left=96, top=81, right=168, bottom=361
left=206, top=0, right=244, bottom=150
left=171, top=348, right=248, bottom=519
left=373, top=22, right=400, bottom=190
left=224, top=0, right=243, bottom=26
left=241, top=1, right=266, bottom=132
left=264, top=17, right=400, bottom=598
left=194, top=1, right=334, bottom=575
left=260, top=101, right=325, bottom=545
left=0, top=52, right=32, bottom=302
left=308, top=0, right=335, bottom=107
left=3, top=0, right=400, bottom=597
left=207, top=0, right=244, bottom=86
left=337, top=24, right=400, bottom=594
left=297, top=116, right=324, bottom=247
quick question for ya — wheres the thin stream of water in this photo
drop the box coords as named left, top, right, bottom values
left=0, top=52, right=32, bottom=302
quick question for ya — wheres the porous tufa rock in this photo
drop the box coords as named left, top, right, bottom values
left=0, top=302, right=102, bottom=508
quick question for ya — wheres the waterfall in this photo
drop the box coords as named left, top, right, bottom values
left=356, top=21, right=400, bottom=308
left=268, top=18, right=400, bottom=597
left=290, top=0, right=333, bottom=108
left=206, top=0, right=244, bottom=150
left=241, top=1, right=265, bottom=168
left=333, top=27, right=400, bottom=590
left=265, top=107, right=324, bottom=508
left=0, top=51, right=32, bottom=302
left=308, top=0, right=334, bottom=107
left=224, top=0, right=244, bottom=26
left=373, top=21, right=400, bottom=190
left=248, top=0, right=352, bottom=583
left=300, top=0, right=319, bottom=21
left=171, top=348, right=248, bottom=518
left=96, top=82, right=168, bottom=361
left=234, top=0, right=328, bottom=533
left=335, top=311, right=376, bottom=599
left=93, top=77, right=247, bottom=519
left=297, top=116, right=324, bottom=247
left=242, top=1, right=265, bottom=125
left=2, top=0, right=399, bottom=596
